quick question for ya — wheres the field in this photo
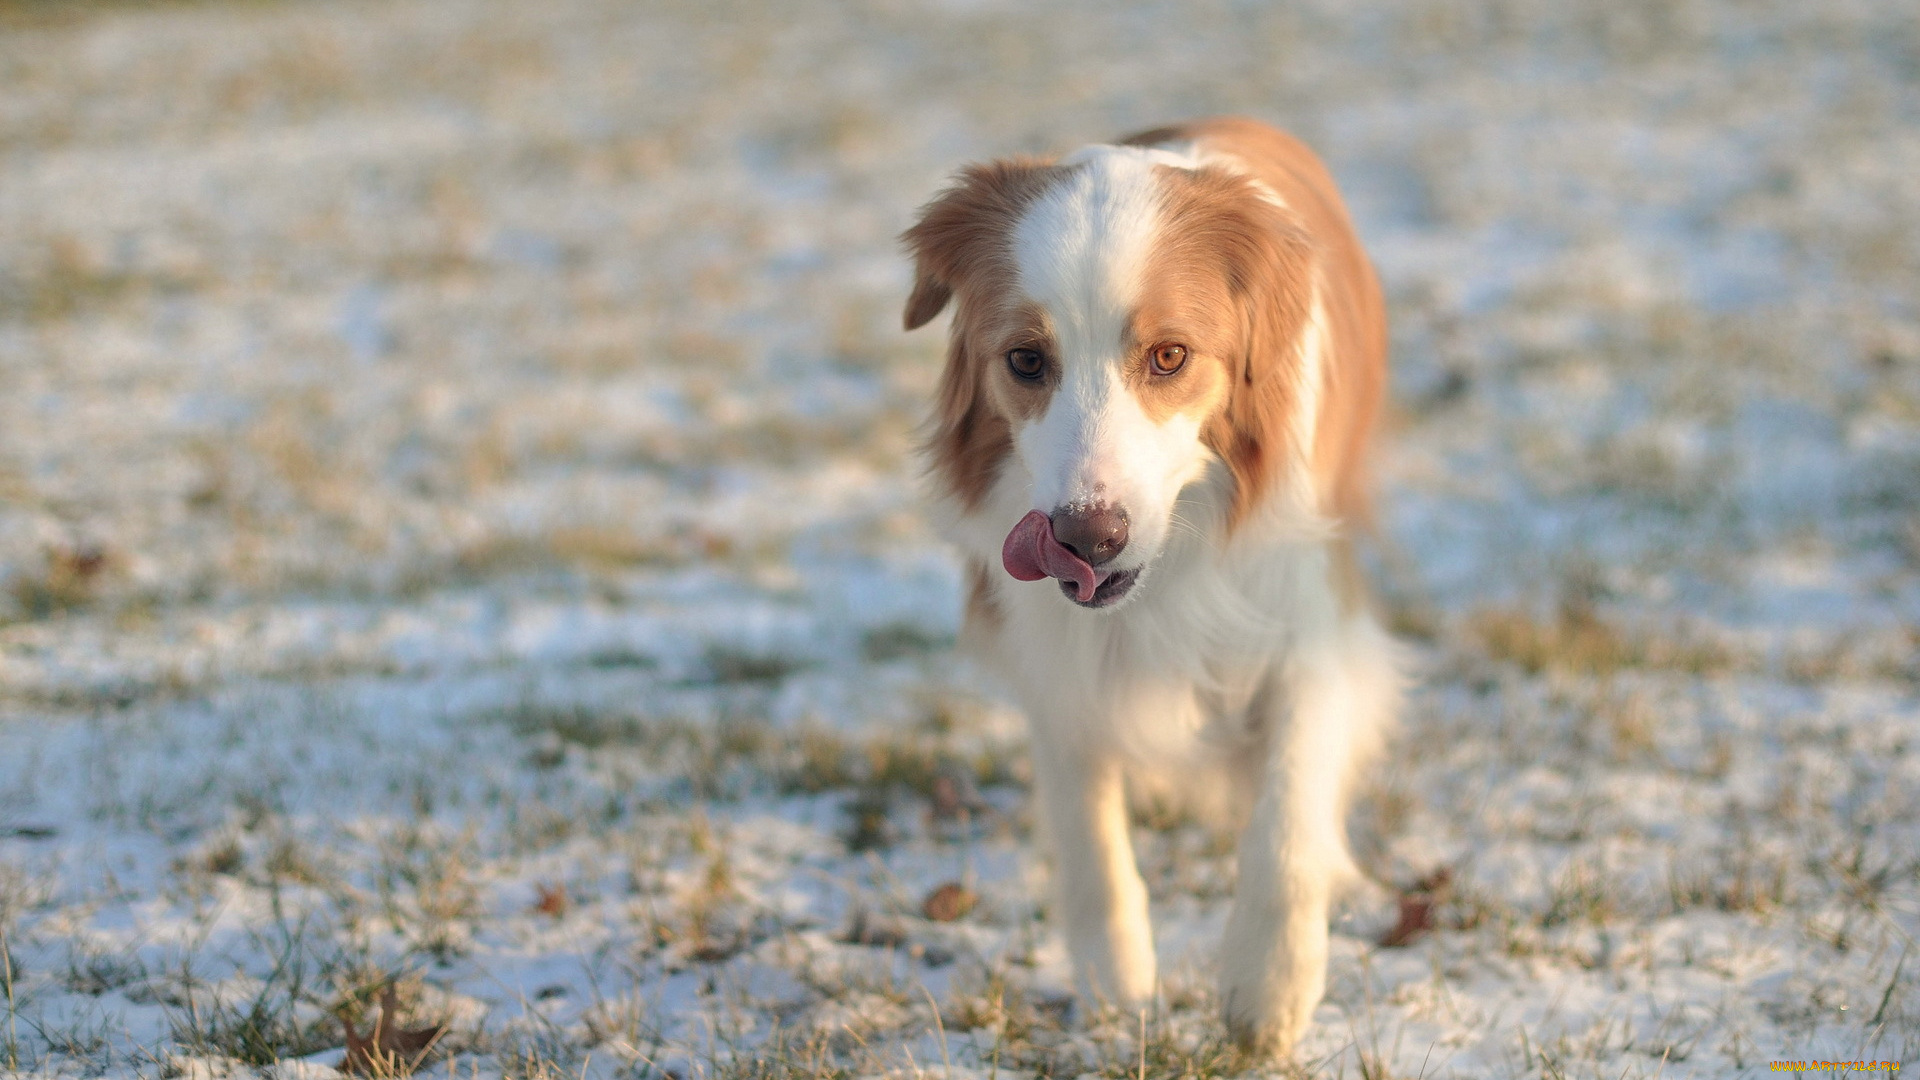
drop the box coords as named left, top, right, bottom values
left=1, top=0, right=1917, bottom=1076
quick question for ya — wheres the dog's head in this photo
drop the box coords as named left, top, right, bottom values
left=905, top=143, right=1360, bottom=610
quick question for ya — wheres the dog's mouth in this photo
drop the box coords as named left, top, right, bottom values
left=1001, top=510, right=1144, bottom=609
left=1060, top=567, right=1138, bottom=608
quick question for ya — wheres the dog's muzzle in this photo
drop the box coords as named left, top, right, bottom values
left=1001, top=505, right=1137, bottom=607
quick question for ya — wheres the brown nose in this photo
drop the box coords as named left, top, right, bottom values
left=1050, top=503, right=1129, bottom=567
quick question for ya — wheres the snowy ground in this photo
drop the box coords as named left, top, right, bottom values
left=1, top=0, right=1917, bottom=1076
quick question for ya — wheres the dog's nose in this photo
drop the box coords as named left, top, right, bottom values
left=1049, top=504, right=1129, bottom=567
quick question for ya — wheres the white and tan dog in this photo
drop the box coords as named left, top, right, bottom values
left=903, top=116, right=1398, bottom=1056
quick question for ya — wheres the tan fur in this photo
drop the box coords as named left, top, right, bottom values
left=1125, top=117, right=1388, bottom=527
left=1129, top=162, right=1316, bottom=526
left=903, top=159, right=1065, bottom=510
left=981, top=301, right=1061, bottom=424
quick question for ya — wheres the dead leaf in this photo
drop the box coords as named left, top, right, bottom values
left=339, top=983, right=447, bottom=1077
left=1378, top=893, right=1435, bottom=948
left=54, top=544, right=110, bottom=581
left=532, top=882, right=569, bottom=918
left=921, top=881, right=977, bottom=923
left=1378, top=866, right=1453, bottom=948
left=929, top=774, right=966, bottom=820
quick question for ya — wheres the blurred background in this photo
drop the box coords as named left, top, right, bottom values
left=3, top=0, right=1917, bottom=665
left=0, top=0, right=1916, bottom=1075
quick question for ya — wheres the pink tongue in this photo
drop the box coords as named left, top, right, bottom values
left=1002, top=510, right=1105, bottom=603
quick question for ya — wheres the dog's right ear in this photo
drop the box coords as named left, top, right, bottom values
left=901, top=158, right=1057, bottom=331
left=903, top=265, right=952, bottom=331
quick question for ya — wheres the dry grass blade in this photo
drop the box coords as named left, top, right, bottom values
left=842, top=908, right=907, bottom=948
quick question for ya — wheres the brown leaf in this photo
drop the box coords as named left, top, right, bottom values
left=339, top=983, right=447, bottom=1077
left=928, top=774, right=967, bottom=820
left=1378, top=893, right=1435, bottom=948
left=47, top=542, right=112, bottom=588
left=532, top=882, right=569, bottom=919
left=921, top=881, right=977, bottom=923
left=1378, top=866, right=1453, bottom=948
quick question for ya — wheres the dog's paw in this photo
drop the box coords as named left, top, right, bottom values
left=1220, top=977, right=1318, bottom=1058
left=1222, top=1010, right=1279, bottom=1059
left=1218, top=905, right=1328, bottom=1059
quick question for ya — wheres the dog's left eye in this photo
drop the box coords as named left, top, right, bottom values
left=1149, top=344, right=1188, bottom=376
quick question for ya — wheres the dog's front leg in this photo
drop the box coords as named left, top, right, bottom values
left=1220, top=621, right=1395, bottom=1056
left=1030, top=727, right=1156, bottom=1008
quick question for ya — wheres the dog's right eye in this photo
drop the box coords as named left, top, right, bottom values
left=1007, top=348, right=1046, bottom=381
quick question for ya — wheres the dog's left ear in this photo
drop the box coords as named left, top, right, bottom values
left=901, top=157, right=1057, bottom=331
left=1174, top=169, right=1316, bottom=527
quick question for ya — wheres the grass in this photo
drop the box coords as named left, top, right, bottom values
left=1090, top=1009, right=1251, bottom=1080
left=3, top=542, right=117, bottom=623
left=1540, top=855, right=1620, bottom=930
left=1665, top=851, right=1787, bottom=916
left=372, top=824, right=483, bottom=963
left=497, top=700, right=1022, bottom=812
left=9, top=672, right=1918, bottom=1074
left=4, top=648, right=1910, bottom=1078
left=0, top=236, right=203, bottom=324
left=859, top=622, right=954, bottom=663
left=62, top=945, right=149, bottom=998
left=163, top=918, right=343, bottom=1067
left=1467, top=599, right=1731, bottom=678
left=701, top=646, right=815, bottom=686
left=3, top=924, right=20, bottom=1073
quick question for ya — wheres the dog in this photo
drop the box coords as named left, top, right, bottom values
left=902, top=116, right=1398, bottom=1056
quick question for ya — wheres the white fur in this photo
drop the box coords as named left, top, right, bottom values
left=928, top=140, right=1398, bottom=1058
left=1010, top=146, right=1214, bottom=573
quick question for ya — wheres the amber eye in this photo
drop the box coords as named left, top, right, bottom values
left=1149, top=343, right=1189, bottom=376
left=1007, top=348, right=1046, bottom=381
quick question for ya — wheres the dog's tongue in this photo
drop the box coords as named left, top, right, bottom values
left=1002, top=510, right=1104, bottom=602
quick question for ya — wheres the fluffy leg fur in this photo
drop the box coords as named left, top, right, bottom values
left=1030, top=727, right=1158, bottom=1007
left=1219, top=600, right=1398, bottom=1055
